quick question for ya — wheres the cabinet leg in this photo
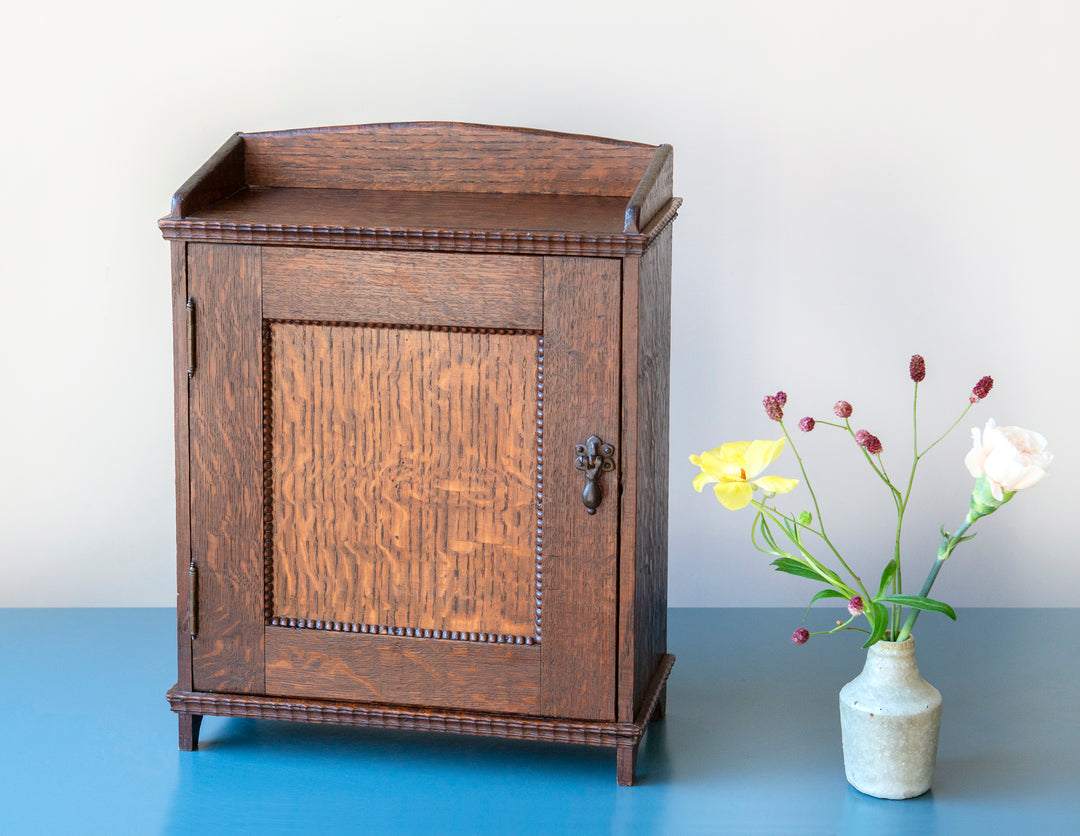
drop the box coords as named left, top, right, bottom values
left=651, top=683, right=667, bottom=722
left=178, top=713, right=203, bottom=751
left=616, top=742, right=639, bottom=786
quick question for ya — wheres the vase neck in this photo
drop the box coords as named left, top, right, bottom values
left=860, top=638, right=923, bottom=684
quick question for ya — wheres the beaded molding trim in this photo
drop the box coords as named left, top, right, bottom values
left=158, top=220, right=653, bottom=257
left=534, top=337, right=545, bottom=639
left=262, top=318, right=544, bottom=645
left=166, top=655, right=676, bottom=747
left=268, top=317, right=541, bottom=335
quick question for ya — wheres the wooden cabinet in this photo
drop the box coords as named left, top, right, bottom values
left=160, top=123, right=679, bottom=785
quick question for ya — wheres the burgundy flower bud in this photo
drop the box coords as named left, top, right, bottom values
left=854, top=429, right=872, bottom=446
left=847, top=595, right=864, bottom=616
left=763, top=395, right=784, bottom=422
left=799, top=416, right=816, bottom=432
left=774, top=391, right=787, bottom=407
left=792, top=627, right=810, bottom=645
left=909, top=354, right=926, bottom=383
left=833, top=400, right=853, bottom=419
left=970, top=375, right=994, bottom=403
left=865, top=435, right=884, bottom=455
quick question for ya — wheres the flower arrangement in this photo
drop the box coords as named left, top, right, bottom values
left=690, top=356, right=1052, bottom=647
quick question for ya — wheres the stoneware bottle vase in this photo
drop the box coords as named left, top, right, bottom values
left=838, top=637, right=941, bottom=799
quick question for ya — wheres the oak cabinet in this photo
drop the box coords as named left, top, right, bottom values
left=160, top=123, right=679, bottom=785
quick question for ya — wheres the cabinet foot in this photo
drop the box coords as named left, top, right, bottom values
left=178, top=713, right=203, bottom=751
left=616, top=742, right=639, bottom=786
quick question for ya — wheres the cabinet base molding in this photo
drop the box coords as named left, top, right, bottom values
left=168, top=654, right=673, bottom=786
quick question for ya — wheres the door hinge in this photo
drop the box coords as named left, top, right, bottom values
left=186, top=299, right=196, bottom=378
left=188, top=562, right=199, bottom=639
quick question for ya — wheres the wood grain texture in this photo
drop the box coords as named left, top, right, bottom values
left=159, top=216, right=650, bottom=257
left=170, top=241, right=193, bottom=691
left=617, top=743, right=638, bottom=787
left=262, top=248, right=542, bottom=330
left=167, top=655, right=674, bottom=783
left=624, top=145, right=673, bottom=233
left=540, top=257, right=621, bottom=721
left=177, top=713, right=202, bottom=751
left=617, top=256, right=641, bottom=723
left=159, top=187, right=649, bottom=256
left=193, top=188, right=631, bottom=234
left=269, top=322, right=540, bottom=638
left=264, top=628, right=541, bottom=714
left=242, top=122, right=656, bottom=195
left=169, top=133, right=244, bottom=219
left=187, top=244, right=264, bottom=694
left=618, top=227, right=673, bottom=722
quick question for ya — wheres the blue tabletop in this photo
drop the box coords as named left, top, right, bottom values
left=2, top=607, right=1077, bottom=834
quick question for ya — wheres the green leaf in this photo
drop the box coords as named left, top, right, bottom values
left=802, top=553, right=845, bottom=588
left=803, top=588, right=847, bottom=618
left=876, top=559, right=897, bottom=598
left=758, top=515, right=791, bottom=557
left=771, top=558, right=826, bottom=582
left=876, top=594, right=957, bottom=621
left=862, top=601, right=890, bottom=648
left=797, top=510, right=813, bottom=526
left=750, top=514, right=782, bottom=557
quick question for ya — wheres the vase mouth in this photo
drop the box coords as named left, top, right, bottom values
left=868, top=637, right=916, bottom=655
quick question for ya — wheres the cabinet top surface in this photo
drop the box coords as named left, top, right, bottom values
left=189, top=187, right=632, bottom=234
left=159, top=123, right=679, bottom=256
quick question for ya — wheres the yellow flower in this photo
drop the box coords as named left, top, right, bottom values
left=690, top=438, right=799, bottom=510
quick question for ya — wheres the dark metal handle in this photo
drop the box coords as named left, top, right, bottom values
left=574, top=435, right=615, bottom=514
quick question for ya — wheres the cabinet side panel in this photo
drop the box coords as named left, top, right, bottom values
left=171, top=241, right=193, bottom=690
left=540, top=257, right=621, bottom=721
left=188, top=244, right=264, bottom=694
left=632, top=227, right=672, bottom=717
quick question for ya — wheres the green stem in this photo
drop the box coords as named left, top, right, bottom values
left=752, top=500, right=869, bottom=603
left=811, top=611, right=870, bottom=636
left=895, top=514, right=976, bottom=642
left=778, top=420, right=830, bottom=537
left=888, top=388, right=974, bottom=639
left=919, top=401, right=974, bottom=459
left=891, top=380, right=921, bottom=637
left=769, top=426, right=872, bottom=600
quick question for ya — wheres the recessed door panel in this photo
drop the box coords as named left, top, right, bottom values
left=268, top=322, right=541, bottom=641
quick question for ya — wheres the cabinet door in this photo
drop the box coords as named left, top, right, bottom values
left=185, top=245, right=620, bottom=720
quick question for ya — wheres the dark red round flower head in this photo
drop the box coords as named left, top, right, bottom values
left=833, top=400, right=853, bottom=418
left=799, top=417, right=816, bottom=432
left=792, top=628, right=810, bottom=645
left=774, top=391, right=787, bottom=407
left=854, top=429, right=872, bottom=446
left=763, top=394, right=784, bottom=422
left=865, top=435, right=884, bottom=455
left=970, top=375, right=994, bottom=403
left=909, top=355, right=926, bottom=383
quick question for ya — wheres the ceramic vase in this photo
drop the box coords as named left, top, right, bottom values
left=838, top=637, right=941, bottom=799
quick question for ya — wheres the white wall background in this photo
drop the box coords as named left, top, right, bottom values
left=1, top=1, right=1076, bottom=608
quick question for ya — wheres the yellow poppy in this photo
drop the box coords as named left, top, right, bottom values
left=690, top=438, right=799, bottom=510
